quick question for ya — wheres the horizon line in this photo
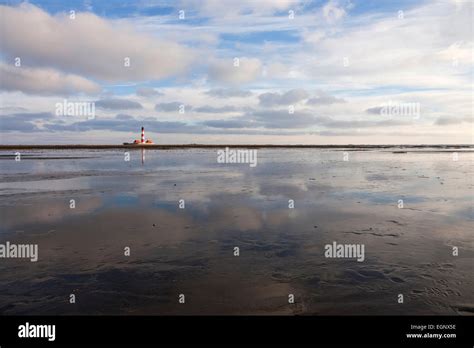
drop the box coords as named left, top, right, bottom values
left=0, top=144, right=473, bottom=150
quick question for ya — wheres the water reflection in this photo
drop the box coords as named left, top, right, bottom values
left=0, top=149, right=472, bottom=315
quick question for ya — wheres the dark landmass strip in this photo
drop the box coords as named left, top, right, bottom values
left=0, top=144, right=473, bottom=150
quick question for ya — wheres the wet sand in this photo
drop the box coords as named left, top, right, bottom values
left=0, top=148, right=472, bottom=315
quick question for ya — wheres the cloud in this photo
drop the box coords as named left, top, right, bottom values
left=0, top=109, right=413, bottom=135
left=366, top=106, right=384, bottom=115
left=202, top=119, right=255, bottom=128
left=2, top=112, right=53, bottom=121
left=306, top=91, right=346, bottom=105
left=319, top=118, right=410, bottom=129
left=0, top=112, right=53, bottom=132
left=0, top=63, right=101, bottom=95
left=95, top=99, right=143, bottom=110
left=0, top=3, right=195, bottom=82
left=322, top=0, right=349, bottom=23
left=194, top=105, right=240, bottom=113
left=208, top=58, right=262, bottom=84
left=40, top=115, right=308, bottom=136
left=302, top=30, right=326, bottom=44
left=180, top=0, right=300, bottom=17
left=155, top=102, right=191, bottom=112
left=259, top=89, right=309, bottom=106
left=0, top=106, right=28, bottom=114
left=434, top=116, right=471, bottom=126
left=136, top=87, right=164, bottom=97
left=250, top=109, right=318, bottom=128
left=301, top=0, right=472, bottom=91
left=265, top=63, right=292, bottom=79
left=201, top=108, right=320, bottom=129
left=200, top=109, right=412, bottom=131
left=316, top=130, right=372, bottom=137
left=44, top=117, right=198, bottom=133
left=115, top=114, right=135, bottom=120
left=205, top=88, right=253, bottom=98
left=0, top=118, right=40, bottom=132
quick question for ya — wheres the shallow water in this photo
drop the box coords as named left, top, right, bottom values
left=0, top=148, right=472, bottom=315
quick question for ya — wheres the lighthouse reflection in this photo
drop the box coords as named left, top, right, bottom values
left=141, top=148, right=146, bottom=165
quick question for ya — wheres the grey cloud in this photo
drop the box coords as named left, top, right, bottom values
left=200, top=109, right=411, bottom=131
left=136, top=87, right=164, bottom=97
left=194, top=105, right=239, bottom=113
left=42, top=116, right=305, bottom=136
left=0, top=106, right=28, bottom=114
left=205, top=88, right=252, bottom=98
left=316, top=130, right=373, bottom=136
left=320, top=118, right=409, bottom=129
left=44, top=117, right=198, bottom=134
left=307, top=91, right=346, bottom=105
left=0, top=112, right=53, bottom=132
left=259, top=89, right=309, bottom=106
left=366, top=106, right=384, bottom=115
left=251, top=109, right=318, bottom=129
left=434, top=116, right=471, bottom=125
left=115, top=114, right=135, bottom=120
left=0, top=117, right=40, bottom=132
left=203, top=109, right=319, bottom=130
left=6, top=112, right=53, bottom=121
left=202, top=119, right=255, bottom=128
left=155, top=102, right=191, bottom=112
left=96, top=99, right=143, bottom=110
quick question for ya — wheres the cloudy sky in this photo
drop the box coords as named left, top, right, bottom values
left=0, top=0, right=472, bottom=144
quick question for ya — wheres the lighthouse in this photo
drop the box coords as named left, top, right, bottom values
left=123, top=127, right=154, bottom=145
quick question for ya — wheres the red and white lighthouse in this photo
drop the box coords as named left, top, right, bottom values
left=124, top=127, right=154, bottom=145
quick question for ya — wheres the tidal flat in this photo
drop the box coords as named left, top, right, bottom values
left=0, top=147, right=472, bottom=315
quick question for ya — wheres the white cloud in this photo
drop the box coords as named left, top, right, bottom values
left=180, top=0, right=301, bottom=17
left=302, top=30, right=326, bottom=44
left=265, top=62, right=291, bottom=78
left=208, top=57, right=262, bottom=84
left=295, top=0, right=472, bottom=92
left=0, top=3, right=195, bottom=82
left=322, top=0, right=349, bottom=23
left=0, top=63, right=101, bottom=95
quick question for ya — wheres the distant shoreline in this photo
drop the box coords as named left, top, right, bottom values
left=0, top=144, right=473, bottom=150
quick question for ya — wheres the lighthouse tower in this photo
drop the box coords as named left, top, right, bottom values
left=124, top=127, right=153, bottom=145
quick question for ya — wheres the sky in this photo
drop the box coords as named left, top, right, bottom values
left=0, top=0, right=472, bottom=144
